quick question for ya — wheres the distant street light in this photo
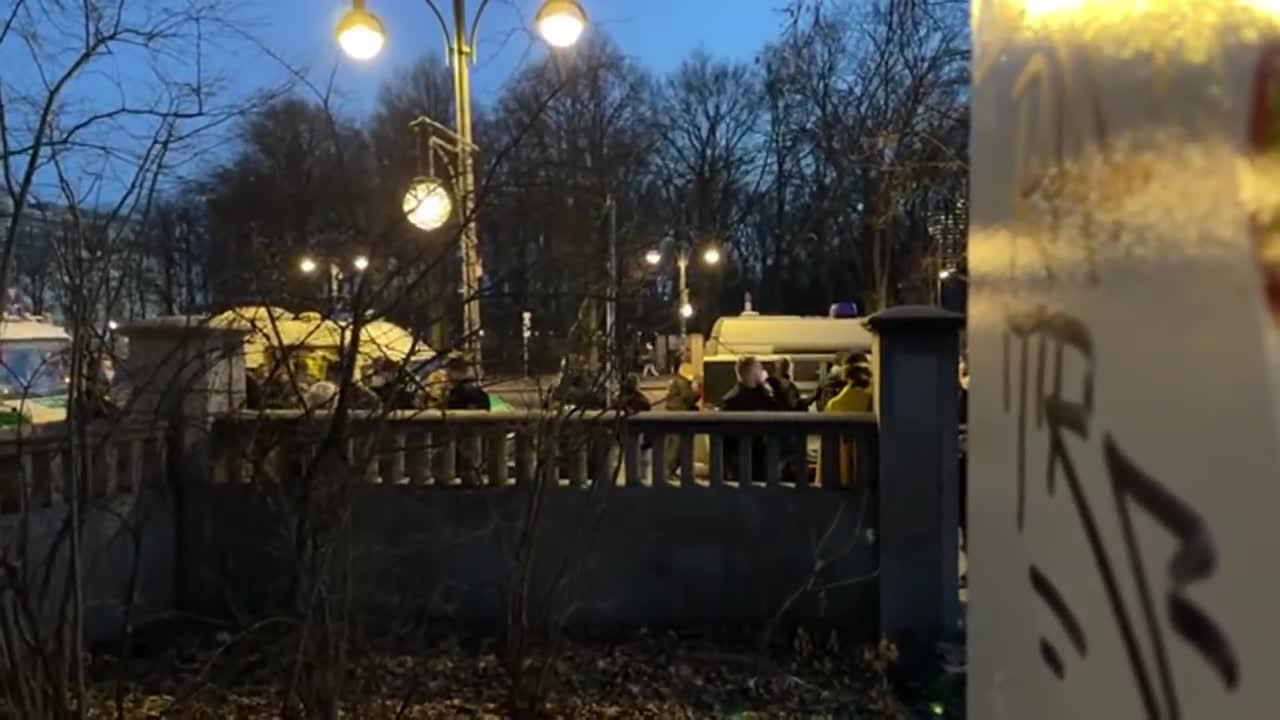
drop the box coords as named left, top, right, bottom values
left=335, top=0, right=589, bottom=374
left=936, top=267, right=968, bottom=306
left=107, top=320, right=119, bottom=331
left=645, top=240, right=723, bottom=336
left=298, top=255, right=369, bottom=303
left=403, top=177, right=453, bottom=231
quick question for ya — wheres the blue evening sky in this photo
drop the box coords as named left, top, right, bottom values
left=5, top=1, right=787, bottom=201
left=267, top=0, right=788, bottom=117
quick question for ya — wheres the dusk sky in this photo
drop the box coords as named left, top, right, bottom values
left=267, top=0, right=788, bottom=117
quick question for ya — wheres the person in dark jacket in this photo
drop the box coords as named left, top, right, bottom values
left=614, top=374, right=652, bottom=415
left=444, top=358, right=490, bottom=411
left=766, top=357, right=803, bottom=411
left=369, top=358, right=420, bottom=410
left=244, top=365, right=265, bottom=410
left=721, top=356, right=776, bottom=412
left=721, top=356, right=776, bottom=484
left=766, top=357, right=804, bottom=482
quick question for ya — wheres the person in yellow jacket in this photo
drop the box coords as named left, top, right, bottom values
left=821, top=359, right=873, bottom=487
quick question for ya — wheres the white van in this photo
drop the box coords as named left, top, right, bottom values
left=706, top=314, right=873, bottom=357
left=0, top=316, right=72, bottom=425
left=702, top=315, right=873, bottom=407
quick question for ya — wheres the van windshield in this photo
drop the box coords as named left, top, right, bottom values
left=0, top=340, right=70, bottom=399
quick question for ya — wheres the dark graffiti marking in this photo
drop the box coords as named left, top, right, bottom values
left=1040, top=638, right=1067, bottom=680
left=1003, top=308, right=1239, bottom=719
left=1106, top=437, right=1241, bottom=716
left=1005, top=306, right=1094, bottom=529
left=1031, top=564, right=1087, bottom=679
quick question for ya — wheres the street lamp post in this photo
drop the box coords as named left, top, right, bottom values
left=646, top=241, right=720, bottom=338
left=336, top=0, right=588, bottom=374
left=677, top=249, right=690, bottom=337
left=300, top=255, right=370, bottom=307
left=605, top=194, right=618, bottom=391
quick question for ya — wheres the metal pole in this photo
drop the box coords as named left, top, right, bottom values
left=605, top=194, right=617, bottom=393
left=452, top=0, right=483, bottom=374
left=677, top=248, right=689, bottom=338
left=329, top=263, right=341, bottom=307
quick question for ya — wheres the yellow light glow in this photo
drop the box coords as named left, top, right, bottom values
left=536, top=0, right=587, bottom=48
left=336, top=5, right=386, bottom=61
left=1007, top=0, right=1280, bottom=63
left=403, top=178, right=453, bottom=231
left=703, top=247, right=721, bottom=265
left=1023, top=0, right=1083, bottom=20
left=299, top=257, right=318, bottom=274
left=645, top=249, right=662, bottom=265
left=679, top=302, right=694, bottom=319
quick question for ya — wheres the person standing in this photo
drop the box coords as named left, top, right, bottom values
left=721, top=356, right=776, bottom=484
left=661, top=361, right=700, bottom=482
left=640, top=342, right=659, bottom=378
left=665, top=361, right=699, bottom=411
left=822, top=359, right=873, bottom=487
left=825, top=359, right=873, bottom=413
left=444, top=357, right=491, bottom=411
left=766, top=357, right=803, bottom=411
left=615, top=374, right=652, bottom=414
left=766, top=357, right=805, bottom=482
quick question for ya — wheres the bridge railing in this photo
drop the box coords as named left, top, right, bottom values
left=0, top=421, right=168, bottom=516
left=209, top=409, right=878, bottom=491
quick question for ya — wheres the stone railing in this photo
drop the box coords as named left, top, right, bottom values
left=0, top=421, right=169, bottom=516
left=0, top=420, right=174, bottom=644
left=122, top=304, right=963, bottom=651
left=209, top=409, right=878, bottom=491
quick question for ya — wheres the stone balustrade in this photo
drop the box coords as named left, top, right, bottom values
left=209, top=409, right=879, bottom=491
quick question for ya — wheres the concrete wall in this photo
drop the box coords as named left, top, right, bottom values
left=184, top=481, right=878, bottom=633
left=0, top=489, right=175, bottom=645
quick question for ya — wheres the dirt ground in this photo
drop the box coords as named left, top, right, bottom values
left=82, top=625, right=958, bottom=719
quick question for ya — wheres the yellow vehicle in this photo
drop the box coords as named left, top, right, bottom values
left=209, top=307, right=515, bottom=411
left=211, top=307, right=438, bottom=379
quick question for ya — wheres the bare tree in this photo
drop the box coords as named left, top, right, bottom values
left=651, top=50, right=765, bottom=319
left=0, top=1, right=287, bottom=716
left=750, top=0, right=968, bottom=311
left=478, top=35, right=659, bottom=370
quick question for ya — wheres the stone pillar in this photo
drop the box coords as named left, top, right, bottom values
left=120, top=316, right=249, bottom=420
left=865, top=305, right=964, bottom=654
left=118, top=316, right=249, bottom=610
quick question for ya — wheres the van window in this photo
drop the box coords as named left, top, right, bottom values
left=0, top=341, right=70, bottom=399
left=791, top=359, right=823, bottom=384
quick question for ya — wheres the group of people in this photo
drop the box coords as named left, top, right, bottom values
left=671, top=352, right=875, bottom=416
left=244, top=352, right=492, bottom=413
left=633, top=352, right=877, bottom=486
